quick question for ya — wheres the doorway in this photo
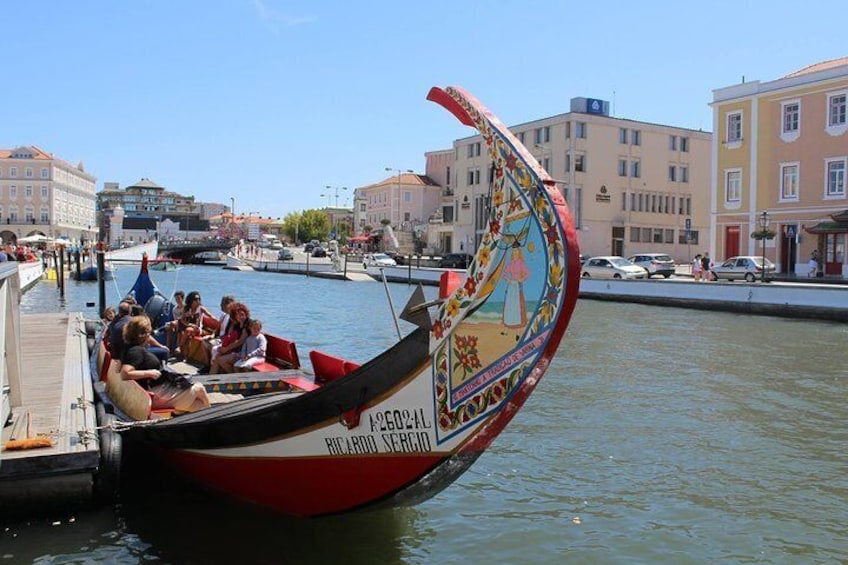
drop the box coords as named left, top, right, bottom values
left=611, top=227, right=624, bottom=256
left=824, top=233, right=845, bottom=275
left=724, top=226, right=740, bottom=260
left=781, top=224, right=798, bottom=274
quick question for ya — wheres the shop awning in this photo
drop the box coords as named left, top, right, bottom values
left=804, top=221, right=848, bottom=234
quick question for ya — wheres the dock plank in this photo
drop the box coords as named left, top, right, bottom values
left=1, top=313, right=99, bottom=472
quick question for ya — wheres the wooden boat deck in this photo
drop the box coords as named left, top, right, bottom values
left=1, top=313, right=99, bottom=478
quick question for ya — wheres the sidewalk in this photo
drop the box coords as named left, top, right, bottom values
left=673, top=264, right=846, bottom=285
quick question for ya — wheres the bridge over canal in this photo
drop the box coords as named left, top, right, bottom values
left=157, top=239, right=234, bottom=263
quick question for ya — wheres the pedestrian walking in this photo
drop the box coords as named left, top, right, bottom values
left=701, top=252, right=712, bottom=281
left=692, top=254, right=702, bottom=281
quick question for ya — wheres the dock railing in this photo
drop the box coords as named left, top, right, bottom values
left=0, top=262, right=24, bottom=454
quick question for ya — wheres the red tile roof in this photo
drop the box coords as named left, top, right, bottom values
left=783, top=57, right=848, bottom=78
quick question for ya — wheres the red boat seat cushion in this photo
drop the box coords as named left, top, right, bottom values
left=252, top=334, right=301, bottom=371
left=439, top=271, right=463, bottom=299
left=309, top=350, right=361, bottom=384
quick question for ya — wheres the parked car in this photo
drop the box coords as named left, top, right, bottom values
left=277, top=248, right=294, bottom=261
left=270, top=240, right=284, bottom=250
left=385, top=251, right=406, bottom=265
left=363, top=252, right=397, bottom=268
left=581, top=256, right=648, bottom=279
left=439, top=253, right=474, bottom=269
left=304, top=240, right=319, bottom=253
left=628, top=253, right=676, bottom=278
left=711, top=256, right=775, bottom=282
left=311, top=246, right=327, bottom=258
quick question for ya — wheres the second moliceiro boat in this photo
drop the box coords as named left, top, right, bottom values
left=96, top=85, right=581, bottom=517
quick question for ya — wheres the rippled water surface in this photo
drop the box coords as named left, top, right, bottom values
left=3, top=266, right=847, bottom=564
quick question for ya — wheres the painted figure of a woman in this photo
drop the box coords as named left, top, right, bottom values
left=502, top=244, right=529, bottom=327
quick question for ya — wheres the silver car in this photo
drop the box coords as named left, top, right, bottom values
left=628, top=253, right=675, bottom=278
left=581, top=256, right=648, bottom=279
left=711, top=256, right=775, bottom=282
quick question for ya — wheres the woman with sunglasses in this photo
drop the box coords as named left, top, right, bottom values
left=120, top=315, right=210, bottom=412
left=178, top=290, right=214, bottom=359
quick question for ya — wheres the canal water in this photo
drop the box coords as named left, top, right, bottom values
left=3, top=265, right=847, bottom=564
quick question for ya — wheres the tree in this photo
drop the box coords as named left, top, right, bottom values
left=282, top=209, right=330, bottom=243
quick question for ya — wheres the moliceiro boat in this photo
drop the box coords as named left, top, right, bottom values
left=94, top=86, right=581, bottom=517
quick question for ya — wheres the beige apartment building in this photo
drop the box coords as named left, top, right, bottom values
left=0, top=145, right=97, bottom=245
left=353, top=172, right=441, bottom=252
left=428, top=98, right=712, bottom=262
left=711, top=57, right=848, bottom=276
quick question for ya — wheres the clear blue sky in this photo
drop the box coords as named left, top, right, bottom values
left=1, top=1, right=844, bottom=219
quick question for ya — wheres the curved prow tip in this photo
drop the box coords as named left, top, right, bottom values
left=141, top=252, right=149, bottom=273
left=427, top=87, right=474, bottom=127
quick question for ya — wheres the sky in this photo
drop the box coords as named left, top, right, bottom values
left=1, top=1, right=845, bottom=219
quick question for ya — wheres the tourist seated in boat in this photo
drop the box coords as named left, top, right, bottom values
left=200, top=294, right=236, bottom=361
left=177, top=291, right=214, bottom=356
left=164, top=290, right=185, bottom=350
left=102, top=306, right=116, bottom=324
left=106, top=301, right=133, bottom=357
left=233, top=319, right=267, bottom=371
left=209, top=302, right=251, bottom=374
left=120, top=315, right=210, bottom=413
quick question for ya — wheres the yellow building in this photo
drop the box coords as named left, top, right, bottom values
left=0, top=145, right=96, bottom=245
left=711, top=57, right=848, bottom=276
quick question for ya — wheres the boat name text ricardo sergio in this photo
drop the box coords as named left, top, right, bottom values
left=325, top=407, right=434, bottom=455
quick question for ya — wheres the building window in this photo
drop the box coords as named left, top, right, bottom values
left=680, top=137, right=689, bottom=152
left=630, top=192, right=637, bottom=211
left=575, top=154, right=585, bottom=172
left=725, top=170, right=741, bottom=203
left=575, top=122, right=586, bottom=139
left=25, top=167, right=33, bottom=178
left=467, top=142, right=481, bottom=158
left=652, top=228, right=663, bottom=243
left=619, top=128, right=628, bottom=144
left=825, top=158, right=846, bottom=198
left=544, top=126, right=550, bottom=143
left=518, top=131, right=525, bottom=144
left=541, top=157, right=550, bottom=172
left=681, top=166, right=689, bottom=183
left=25, top=185, right=32, bottom=198
left=630, top=227, right=640, bottom=242
left=41, top=185, right=48, bottom=199
left=10, top=185, right=17, bottom=199
left=651, top=194, right=657, bottom=213
left=727, top=112, right=743, bottom=143
left=10, top=207, right=18, bottom=222
left=618, top=159, right=628, bottom=177
left=780, top=163, right=799, bottom=201
left=680, top=230, right=699, bottom=245
left=403, top=191, right=411, bottom=203
left=25, top=207, right=34, bottom=222
left=10, top=167, right=17, bottom=178
left=668, top=165, right=677, bottom=182
left=41, top=167, right=49, bottom=179
left=630, top=160, right=640, bottom=178
left=665, top=229, right=674, bottom=244
left=782, top=101, right=800, bottom=135
left=564, top=122, right=571, bottom=139
left=631, top=130, right=641, bottom=146
left=669, top=135, right=677, bottom=151
left=40, top=208, right=49, bottom=222
left=828, top=92, right=846, bottom=127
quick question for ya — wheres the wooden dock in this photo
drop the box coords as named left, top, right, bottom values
left=0, top=312, right=100, bottom=515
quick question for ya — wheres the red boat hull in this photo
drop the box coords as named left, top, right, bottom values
left=159, top=448, right=448, bottom=516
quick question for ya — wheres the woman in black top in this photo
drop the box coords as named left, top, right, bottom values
left=121, top=315, right=210, bottom=413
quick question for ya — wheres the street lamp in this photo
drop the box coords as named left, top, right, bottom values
left=758, top=211, right=770, bottom=282
left=323, top=185, right=348, bottom=208
left=230, top=196, right=235, bottom=239
left=385, top=167, right=413, bottom=227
